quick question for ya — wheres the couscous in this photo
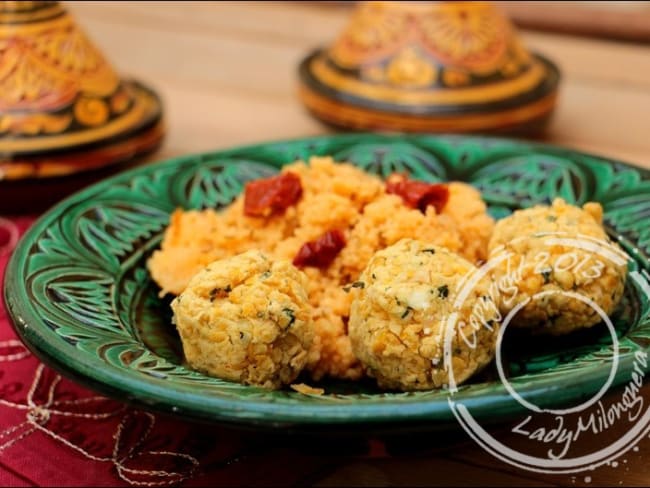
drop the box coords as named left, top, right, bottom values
left=149, top=156, right=495, bottom=381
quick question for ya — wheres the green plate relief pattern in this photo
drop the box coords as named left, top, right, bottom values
left=5, top=134, right=650, bottom=427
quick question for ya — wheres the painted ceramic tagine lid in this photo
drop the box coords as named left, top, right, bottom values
left=298, top=1, right=560, bottom=134
left=0, top=1, right=163, bottom=184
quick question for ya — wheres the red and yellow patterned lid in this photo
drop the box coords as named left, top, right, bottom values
left=0, top=1, right=163, bottom=181
left=298, top=1, right=560, bottom=134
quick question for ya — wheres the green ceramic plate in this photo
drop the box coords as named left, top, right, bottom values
left=4, top=134, right=650, bottom=431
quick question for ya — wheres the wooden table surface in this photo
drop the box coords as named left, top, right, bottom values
left=61, top=2, right=650, bottom=487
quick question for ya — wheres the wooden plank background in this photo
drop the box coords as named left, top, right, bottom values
left=68, top=1, right=650, bottom=168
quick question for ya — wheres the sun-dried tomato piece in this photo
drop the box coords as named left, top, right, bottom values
left=244, top=172, right=302, bottom=217
left=385, top=174, right=449, bottom=214
left=293, top=230, right=346, bottom=269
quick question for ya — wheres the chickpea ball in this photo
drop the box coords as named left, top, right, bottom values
left=171, top=250, right=314, bottom=389
left=349, top=239, right=500, bottom=391
left=488, top=198, right=628, bottom=335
